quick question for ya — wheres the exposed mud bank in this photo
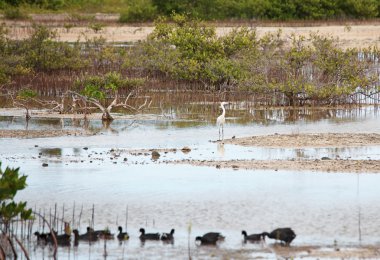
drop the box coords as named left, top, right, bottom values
left=0, top=129, right=87, bottom=138
left=172, top=159, right=380, bottom=173
left=224, top=133, right=380, bottom=148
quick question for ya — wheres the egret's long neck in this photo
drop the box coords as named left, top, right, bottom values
left=221, top=104, right=226, bottom=117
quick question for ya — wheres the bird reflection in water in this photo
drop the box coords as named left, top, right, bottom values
left=217, top=142, right=225, bottom=157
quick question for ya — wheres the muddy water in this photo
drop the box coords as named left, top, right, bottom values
left=1, top=106, right=380, bottom=259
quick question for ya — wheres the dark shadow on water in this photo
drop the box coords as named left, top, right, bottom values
left=39, top=148, right=62, bottom=157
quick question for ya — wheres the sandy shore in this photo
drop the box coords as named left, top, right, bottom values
left=172, top=158, right=380, bottom=173
left=224, top=133, right=380, bottom=148
left=173, top=133, right=380, bottom=173
left=3, top=20, right=380, bottom=48
left=0, top=129, right=87, bottom=138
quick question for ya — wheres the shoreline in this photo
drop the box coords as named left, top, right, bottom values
left=170, top=159, right=380, bottom=173
left=223, top=133, right=380, bottom=148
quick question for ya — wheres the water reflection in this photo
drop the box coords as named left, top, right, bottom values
left=217, top=142, right=225, bottom=157
left=39, top=148, right=62, bottom=157
left=1, top=106, right=379, bottom=132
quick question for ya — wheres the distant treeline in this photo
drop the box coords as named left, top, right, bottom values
left=152, top=0, right=380, bottom=20
left=1, top=0, right=380, bottom=21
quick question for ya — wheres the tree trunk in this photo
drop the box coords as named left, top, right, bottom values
left=22, top=106, right=31, bottom=119
left=285, top=93, right=296, bottom=106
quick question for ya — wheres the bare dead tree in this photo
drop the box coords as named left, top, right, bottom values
left=67, top=90, right=151, bottom=121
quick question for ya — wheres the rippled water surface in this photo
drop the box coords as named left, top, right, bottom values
left=1, top=106, right=380, bottom=259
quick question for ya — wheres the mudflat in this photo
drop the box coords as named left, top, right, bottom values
left=173, top=133, right=380, bottom=173
left=224, top=133, right=380, bottom=148
left=172, top=158, right=380, bottom=173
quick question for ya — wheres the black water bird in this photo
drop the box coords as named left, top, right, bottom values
left=86, top=226, right=103, bottom=236
left=86, top=226, right=114, bottom=239
left=34, top=231, right=49, bottom=243
left=73, top=229, right=99, bottom=242
left=241, top=230, right=265, bottom=243
left=195, top=232, right=225, bottom=245
left=117, top=226, right=129, bottom=240
left=262, top=228, right=296, bottom=246
left=47, top=230, right=71, bottom=246
left=139, top=228, right=160, bottom=241
left=98, top=230, right=114, bottom=239
left=160, top=229, right=175, bottom=241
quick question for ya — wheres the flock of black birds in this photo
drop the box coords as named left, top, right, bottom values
left=195, top=228, right=296, bottom=246
left=34, top=226, right=296, bottom=247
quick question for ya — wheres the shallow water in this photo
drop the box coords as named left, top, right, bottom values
left=7, top=163, right=380, bottom=259
left=1, top=106, right=380, bottom=259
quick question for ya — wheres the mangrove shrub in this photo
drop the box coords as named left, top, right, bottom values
left=0, top=162, right=32, bottom=233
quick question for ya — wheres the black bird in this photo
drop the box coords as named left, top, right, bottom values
left=46, top=230, right=71, bottom=246
left=73, top=229, right=99, bottom=242
left=86, top=227, right=103, bottom=236
left=160, top=229, right=175, bottom=241
left=117, top=226, right=129, bottom=241
left=262, top=228, right=296, bottom=246
left=241, top=230, right=265, bottom=243
left=98, top=230, right=114, bottom=240
left=195, top=232, right=225, bottom=245
left=86, top=226, right=114, bottom=239
left=139, top=228, right=160, bottom=241
left=34, top=231, right=49, bottom=243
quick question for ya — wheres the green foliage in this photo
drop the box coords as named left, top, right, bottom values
left=343, top=0, right=379, bottom=18
left=119, top=0, right=157, bottom=23
left=17, top=88, right=37, bottom=99
left=150, top=0, right=380, bottom=20
left=89, top=22, right=104, bottom=33
left=1, top=0, right=380, bottom=20
left=83, top=37, right=127, bottom=70
left=23, top=25, right=85, bottom=71
left=76, top=72, right=144, bottom=100
left=129, top=14, right=256, bottom=88
left=0, top=162, right=33, bottom=230
left=3, top=7, right=29, bottom=20
left=130, top=16, right=376, bottom=103
left=69, top=13, right=96, bottom=22
left=241, top=31, right=376, bottom=104
left=0, top=24, right=31, bottom=84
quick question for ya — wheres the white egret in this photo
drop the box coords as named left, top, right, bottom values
left=216, top=102, right=229, bottom=141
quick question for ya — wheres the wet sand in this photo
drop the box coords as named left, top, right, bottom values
left=0, top=129, right=86, bottom=138
left=224, top=133, right=380, bottom=148
left=172, top=158, right=380, bottom=173
left=172, top=133, right=380, bottom=173
left=3, top=19, right=380, bottom=48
